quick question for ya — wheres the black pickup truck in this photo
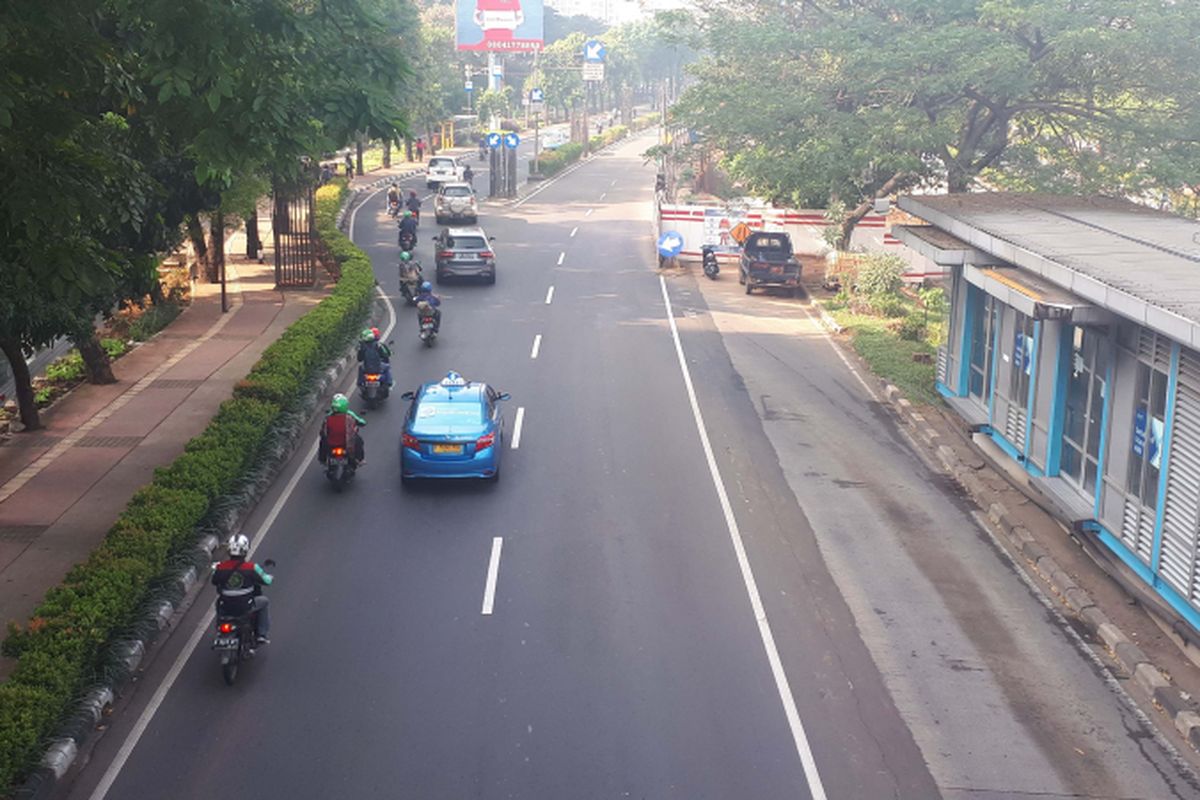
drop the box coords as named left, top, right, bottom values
left=739, top=231, right=802, bottom=297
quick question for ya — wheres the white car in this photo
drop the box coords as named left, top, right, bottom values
left=434, top=182, right=479, bottom=225
left=540, top=130, right=569, bottom=151
left=425, top=156, right=462, bottom=188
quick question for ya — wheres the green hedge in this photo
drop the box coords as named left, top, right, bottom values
left=0, top=178, right=373, bottom=791
left=538, top=120, right=648, bottom=177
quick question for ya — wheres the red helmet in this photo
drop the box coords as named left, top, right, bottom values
left=371, top=327, right=381, bottom=340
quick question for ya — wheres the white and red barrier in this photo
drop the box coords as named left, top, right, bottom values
left=657, top=203, right=945, bottom=282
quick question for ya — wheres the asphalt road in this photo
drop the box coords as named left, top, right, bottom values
left=62, top=136, right=1200, bottom=800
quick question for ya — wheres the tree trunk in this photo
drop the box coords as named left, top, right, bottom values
left=405, top=137, right=413, bottom=162
left=840, top=171, right=914, bottom=249
left=185, top=214, right=213, bottom=282
left=75, top=331, right=116, bottom=384
left=0, top=337, right=40, bottom=431
left=245, top=211, right=260, bottom=259
left=383, top=139, right=392, bottom=169
left=355, top=136, right=364, bottom=176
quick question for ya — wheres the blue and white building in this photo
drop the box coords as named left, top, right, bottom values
left=896, top=193, right=1200, bottom=632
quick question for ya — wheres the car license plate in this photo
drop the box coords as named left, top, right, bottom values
left=770, top=266, right=783, bottom=274
left=213, top=636, right=239, bottom=649
left=433, top=443, right=463, bottom=455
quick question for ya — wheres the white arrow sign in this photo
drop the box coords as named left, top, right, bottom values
left=584, top=41, right=606, bottom=62
left=661, top=234, right=682, bottom=250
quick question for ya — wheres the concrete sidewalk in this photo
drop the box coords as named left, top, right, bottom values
left=0, top=226, right=329, bottom=679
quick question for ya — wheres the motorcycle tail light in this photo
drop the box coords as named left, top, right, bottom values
left=218, top=622, right=234, bottom=634
left=331, top=447, right=346, bottom=457
left=402, top=433, right=420, bottom=450
left=365, top=374, right=380, bottom=381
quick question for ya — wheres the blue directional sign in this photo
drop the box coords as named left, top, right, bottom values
left=657, top=231, right=684, bottom=258
left=529, top=87, right=545, bottom=103
left=504, top=132, right=520, bottom=149
left=584, top=40, right=607, bottom=63
left=486, top=132, right=502, bottom=150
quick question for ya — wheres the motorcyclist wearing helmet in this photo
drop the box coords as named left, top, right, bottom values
left=462, top=164, right=474, bottom=187
left=212, top=534, right=274, bottom=644
left=415, top=281, right=442, bottom=333
left=398, top=250, right=422, bottom=299
left=405, top=190, right=422, bottom=218
left=319, top=393, right=366, bottom=466
left=357, top=328, right=393, bottom=388
left=398, top=209, right=418, bottom=246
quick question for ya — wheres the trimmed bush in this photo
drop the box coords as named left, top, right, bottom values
left=0, top=176, right=374, bottom=792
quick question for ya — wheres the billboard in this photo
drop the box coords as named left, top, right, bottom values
left=456, top=0, right=544, bottom=52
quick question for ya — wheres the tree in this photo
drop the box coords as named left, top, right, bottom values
left=0, top=0, right=413, bottom=429
left=673, top=0, right=1200, bottom=245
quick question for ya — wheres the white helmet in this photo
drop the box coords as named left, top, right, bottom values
left=227, top=534, right=250, bottom=558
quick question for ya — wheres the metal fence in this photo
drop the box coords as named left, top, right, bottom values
left=272, top=181, right=318, bottom=287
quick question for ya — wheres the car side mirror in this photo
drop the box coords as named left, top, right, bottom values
left=497, top=392, right=511, bottom=401
left=387, top=340, right=394, bottom=346
left=263, top=559, right=276, bottom=569
left=400, top=391, right=415, bottom=400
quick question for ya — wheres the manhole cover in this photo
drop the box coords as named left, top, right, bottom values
left=0, top=526, right=47, bottom=543
left=0, top=434, right=63, bottom=448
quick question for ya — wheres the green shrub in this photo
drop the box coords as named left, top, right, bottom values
left=0, top=174, right=374, bottom=793
left=44, top=352, right=84, bottom=383
left=101, top=338, right=127, bottom=359
left=538, top=142, right=584, bottom=176
left=898, top=314, right=926, bottom=341
left=869, top=295, right=908, bottom=318
left=856, top=253, right=906, bottom=297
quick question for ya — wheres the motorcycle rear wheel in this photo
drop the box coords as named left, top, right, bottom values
left=223, top=659, right=239, bottom=686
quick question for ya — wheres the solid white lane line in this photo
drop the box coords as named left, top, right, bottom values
left=530, top=334, right=542, bottom=359
left=544, top=286, right=555, bottom=305
left=89, top=191, right=399, bottom=800
left=511, top=406, right=525, bottom=449
left=481, top=537, right=504, bottom=615
left=585, top=208, right=593, bottom=216
left=600, top=192, right=607, bottom=200
left=570, top=226, right=579, bottom=237
left=657, top=275, right=829, bottom=800
left=557, top=252, right=565, bottom=266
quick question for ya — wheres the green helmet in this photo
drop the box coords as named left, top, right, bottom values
left=331, top=393, right=349, bottom=414
left=403, top=209, right=412, bottom=218
left=360, top=328, right=374, bottom=342
left=399, top=251, right=411, bottom=261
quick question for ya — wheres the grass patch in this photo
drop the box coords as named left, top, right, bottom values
left=824, top=299, right=939, bottom=405
left=129, top=303, right=182, bottom=341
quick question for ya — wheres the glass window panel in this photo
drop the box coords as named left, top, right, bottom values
left=1084, top=459, right=1098, bottom=494
left=1062, top=443, right=1082, bottom=482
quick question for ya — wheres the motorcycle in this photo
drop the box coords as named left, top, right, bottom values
left=211, top=559, right=274, bottom=686
left=387, top=198, right=401, bottom=217
left=417, top=301, right=438, bottom=347
left=325, top=443, right=357, bottom=491
left=360, top=370, right=388, bottom=409
left=701, top=245, right=720, bottom=280
left=399, top=263, right=423, bottom=305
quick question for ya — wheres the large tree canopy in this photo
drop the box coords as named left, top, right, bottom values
left=0, top=0, right=413, bottom=429
left=673, top=0, right=1200, bottom=241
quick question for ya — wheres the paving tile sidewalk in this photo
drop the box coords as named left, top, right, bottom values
left=0, top=227, right=329, bottom=679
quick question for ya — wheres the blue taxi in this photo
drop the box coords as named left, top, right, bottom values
left=399, top=372, right=510, bottom=484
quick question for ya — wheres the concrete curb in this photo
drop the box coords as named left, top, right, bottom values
left=871, top=375, right=1200, bottom=753
left=14, top=187, right=371, bottom=799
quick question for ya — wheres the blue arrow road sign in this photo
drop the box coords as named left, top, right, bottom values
left=584, top=40, right=607, bottom=63
left=529, top=87, right=544, bottom=103
left=504, top=132, right=520, bottom=149
left=657, top=231, right=684, bottom=258
left=486, top=132, right=502, bottom=149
